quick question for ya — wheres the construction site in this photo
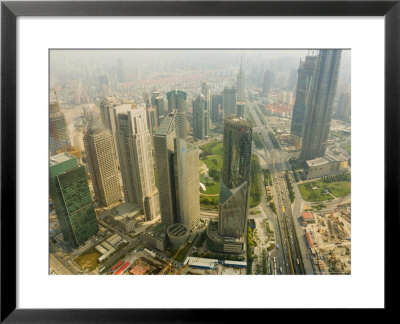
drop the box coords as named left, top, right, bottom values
left=303, top=196, right=351, bottom=275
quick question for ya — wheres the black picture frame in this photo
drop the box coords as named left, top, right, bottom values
left=1, top=0, right=398, bottom=322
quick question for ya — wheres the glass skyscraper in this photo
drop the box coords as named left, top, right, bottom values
left=49, top=153, right=99, bottom=248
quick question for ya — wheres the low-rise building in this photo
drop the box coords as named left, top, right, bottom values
left=302, top=211, right=315, bottom=223
left=303, top=156, right=348, bottom=180
left=143, top=223, right=168, bottom=252
left=105, top=203, right=143, bottom=233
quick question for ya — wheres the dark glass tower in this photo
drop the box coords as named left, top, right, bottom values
left=290, top=54, right=319, bottom=146
left=223, top=86, right=237, bottom=117
left=218, top=116, right=253, bottom=237
left=49, top=153, right=99, bottom=248
left=299, top=49, right=342, bottom=162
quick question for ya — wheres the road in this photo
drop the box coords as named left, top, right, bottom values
left=247, top=99, right=311, bottom=274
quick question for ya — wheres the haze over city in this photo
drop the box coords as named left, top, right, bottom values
left=49, top=49, right=351, bottom=276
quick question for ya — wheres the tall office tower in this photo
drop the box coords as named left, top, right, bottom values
left=111, top=104, right=159, bottom=221
left=223, top=86, right=237, bottom=117
left=336, top=92, right=351, bottom=121
left=236, top=102, right=245, bottom=118
left=218, top=116, right=253, bottom=237
left=83, top=115, right=122, bottom=207
left=143, top=92, right=151, bottom=108
left=211, top=93, right=223, bottom=122
left=154, top=111, right=200, bottom=229
left=192, top=94, right=209, bottom=140
left=201, top=82, right=211, bottom=126
left=262, top=70, right=274, bottom=98
left=167, top=90, right=187, bottom=139
left=154, top=96, right=165, bottom=122
left=49, top=153, right=99, bottom=248
left=49, top=101, right=71, bottom=156
left=151, top=89, right=161, bottom=107
left=173, top=138, right=200, bottom=229
left=236, top=57, right=246, bottom=102
left=299, top=49, right=342, bottom=162
left=98, top=74, right=111, bottom=97
left=153, top=112, right=178, bottom=226
left=99, top=96, right=120, bottom=131
left=146, top=105, right=159, bottom=135
left=290, top=54, right=319, bottom=146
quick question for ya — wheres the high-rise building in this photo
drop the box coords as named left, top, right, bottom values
left=167, top=90, right=187, bottom=139
left=336, top=92, right=351, bottom=121
left=173, top=138, right=200, bottom=229
left=111, top=104, right=159, bottom=221
left=201, top=82, right=211, bottom=127
left=236, top=57, right=246, bottom=102
left=192, top=94, right=209, bottom=140
left=153, top=112, right=177, bottom=226
left=211, top=93, right=223, bottom=122
left=223, top=86, right=237, bottom=117
left=154, top=96, right=165, bottom=122
left=49, top=153, right=99, bottom=248
left=83, top=114, right=122, bottom=207
left=99, top=96, right=119, bottom=131
left=146, top=105, right=159, bottom=136
left=153, top=111, right=200, bottom=229
left=290, top=54, right=319, bottom=146
left=151, top=90, right=161, bottom=107
left=207, top=116, right=253, bottom=254
left=299, top=49, right=342, bottom=162
left=49, top=101, right=71, bottom=156
left=262, top=70, right=274, bottom=98
left=236, top=102, right=245, bottom=118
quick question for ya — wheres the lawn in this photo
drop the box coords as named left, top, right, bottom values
left=298, top=180, right=351, bottom=202
left=202, top=182, right=220, bottom=195
left=73, top=248, right=101, bottom=271
left=201, top=155, right=223, bottom=170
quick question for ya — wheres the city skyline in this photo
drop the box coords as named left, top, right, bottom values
left=49, top=49, right=351, bottom=276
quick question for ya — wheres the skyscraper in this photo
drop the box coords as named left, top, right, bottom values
left=236, top=57, right=246, bottom=102
left=153, top=112, right=177, bottom=226
left=173, top=138, right=200, bottom=229
left=154, top=111, right=200, bottom=229
left=167, top=90, right=187, bottom=139
left=211, top=93, right=223, bottom=122
left=290, top=54, right=319, bottom=146
left=99, top=96, right=120, bottom=131
left=192, top=94, right=209, bottom=140
left=236, top=102, right=245, bottom=118
left=111, top=104, right=159, bottom=221
left=83, top=114, right=122, bottom=207
left=154, top=96, right=165, bottom=122
left=207, top=116, right=253, bottom=253
left=49, top=101, right=71, bottom=156
left=262, top=70, right=274, bottom=98
left=49, top=153, right=99, bottom=248
left=300, top=49, right=342, bottom=162
left=146, top=105, right=159, bottom=136
left=223, top=86, right=237, bottom=117
left=201, top=82, right=211, bottom=127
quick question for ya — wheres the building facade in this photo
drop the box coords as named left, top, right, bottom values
left=223, top=86, right=237, bottom=117
left=236, top=59, right=246, bottom=102
left=192, top=94, right=209, bottom=140
left=290, top=54, right=319, bottom=146
left=300, top=49, right=342, bottom=162
left=236, top=102, right=245, bottom=118
left=49, top=153, right=99, bottom=248
left=167, top=90, right=188, bottom=139
left=207, top=116, right=253, bottom=253
left=49, top=101, right=71, bottom=155
left=111, top=104, right=159, bottom=221
left=211, top=93, right=223, bottom=122
left=83, top=115, right=122, bottom=207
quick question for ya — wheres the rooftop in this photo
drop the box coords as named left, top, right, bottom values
left=155, top=111, right=175, bottom=136
left=302, top=211, right=314, bottom=219
left=306, top=157, right=328, bottom=167
left=49, top=152, right=75, bottom=166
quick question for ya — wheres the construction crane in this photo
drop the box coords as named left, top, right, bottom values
left=159, top=246, right=184, bottom=275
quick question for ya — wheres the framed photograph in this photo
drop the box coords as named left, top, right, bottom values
left=1, top=0, right=397, bottom=321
